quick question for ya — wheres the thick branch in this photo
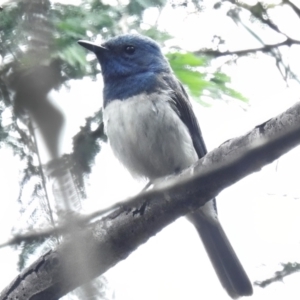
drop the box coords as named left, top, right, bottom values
left=1, top=102, right=300, bottom=300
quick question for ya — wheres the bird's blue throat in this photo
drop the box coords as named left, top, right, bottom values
left=103, top=71, right=169, bottom=107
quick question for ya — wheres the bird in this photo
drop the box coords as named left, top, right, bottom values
left=78, top=34, right=253, bottom=298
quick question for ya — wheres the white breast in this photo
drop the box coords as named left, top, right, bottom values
left=104, top=92, right=198, bottom=180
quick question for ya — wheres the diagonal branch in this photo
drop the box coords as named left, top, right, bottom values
left=197, top=38, right=300, bottom=57
left=223, top=0, right=297, bottom=41
left=228, top=8, right=300, bottom=84
left=1, top=101, right=300, bottom=300
left=202, top=1, right=300, bottom=62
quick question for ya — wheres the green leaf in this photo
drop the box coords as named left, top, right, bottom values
left=167, top=52, right=207, bottom=67
left=57, top=44, right=87, bottom=69
left=167, top=52, right=247, bottom=103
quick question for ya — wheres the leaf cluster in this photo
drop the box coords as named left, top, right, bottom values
left=168, top=52, right=247, bottom=103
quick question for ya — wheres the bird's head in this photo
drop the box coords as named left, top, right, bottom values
left=78, top=34, right=170, bottom=82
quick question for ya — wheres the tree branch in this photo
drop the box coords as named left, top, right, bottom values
left=198, top=30, right=300, bottom=58
left=198, top=40, right=290, bottom=57
left=2, top=101, right=300, bottom=300
left=254, top=262, right=300, bottom=288
left=202, top=0, right=300, bottom=58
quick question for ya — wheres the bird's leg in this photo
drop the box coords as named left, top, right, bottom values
left=140, top=180, right=153, bottom=192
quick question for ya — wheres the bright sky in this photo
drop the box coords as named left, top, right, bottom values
left=1, top=1, right=300, bottom=300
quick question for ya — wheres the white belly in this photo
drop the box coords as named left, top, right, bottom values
left=104, top=92, right=198, bottom=180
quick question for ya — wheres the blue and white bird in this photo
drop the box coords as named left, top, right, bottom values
left=78, top=34, right=252, bottom=298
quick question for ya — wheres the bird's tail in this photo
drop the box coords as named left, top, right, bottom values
left=188, top=212, right=253, bottom=299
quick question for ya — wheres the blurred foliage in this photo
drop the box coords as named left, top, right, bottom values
left=72, top=110, right=106, bottom=175
left=66, top=109, right=106, bottom=199
left=168, top=52, right=247, bottom=102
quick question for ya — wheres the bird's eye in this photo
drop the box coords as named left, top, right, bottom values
left=124, top=45, right=135, bottom=55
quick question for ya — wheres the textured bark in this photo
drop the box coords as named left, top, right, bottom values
left=1, top=101, right=300, bottom=300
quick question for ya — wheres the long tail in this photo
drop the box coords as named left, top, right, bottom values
left=188, top=212, right=253, bottom=299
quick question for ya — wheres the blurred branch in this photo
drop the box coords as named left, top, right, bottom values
left=198, top=38, right=300, bottom=57
left=284, top=0, right=300, bottom=18
left=254, top=262, right=300, bottom=288
left=210, top=6, right=300, bottom=85
left=207, top=1, right=300, bottom=85
left=223, top=0, right=299, bottom=41
left=2, top=100, right=300, bottom=299
left=0, top=203, right=120, bottom=248
left=28, top=119, right=57, bottom=242
left=228, top=7, right=300, bottom=84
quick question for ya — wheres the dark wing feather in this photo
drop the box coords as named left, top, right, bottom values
left=161, top=73, right=207, bottom=159
left=159, top=73, right=253, bottom=298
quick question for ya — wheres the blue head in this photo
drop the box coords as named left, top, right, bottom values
left=78, top=34, right=171, bottom=106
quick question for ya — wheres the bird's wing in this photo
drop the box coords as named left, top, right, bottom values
left=161, top=73, right=207, bottom=159
left=161, top=74, right=253, bottom=298
left=160, top=72, right=217, bottom=214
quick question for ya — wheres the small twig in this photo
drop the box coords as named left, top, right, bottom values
left=197, top=39, right=300, bottom=57
left=227, top=8, right=300, bottom=84
left=254, top=262, right=300, bottom=288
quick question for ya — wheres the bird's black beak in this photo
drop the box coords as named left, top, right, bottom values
left=78, top=40, right=107, bottom=53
